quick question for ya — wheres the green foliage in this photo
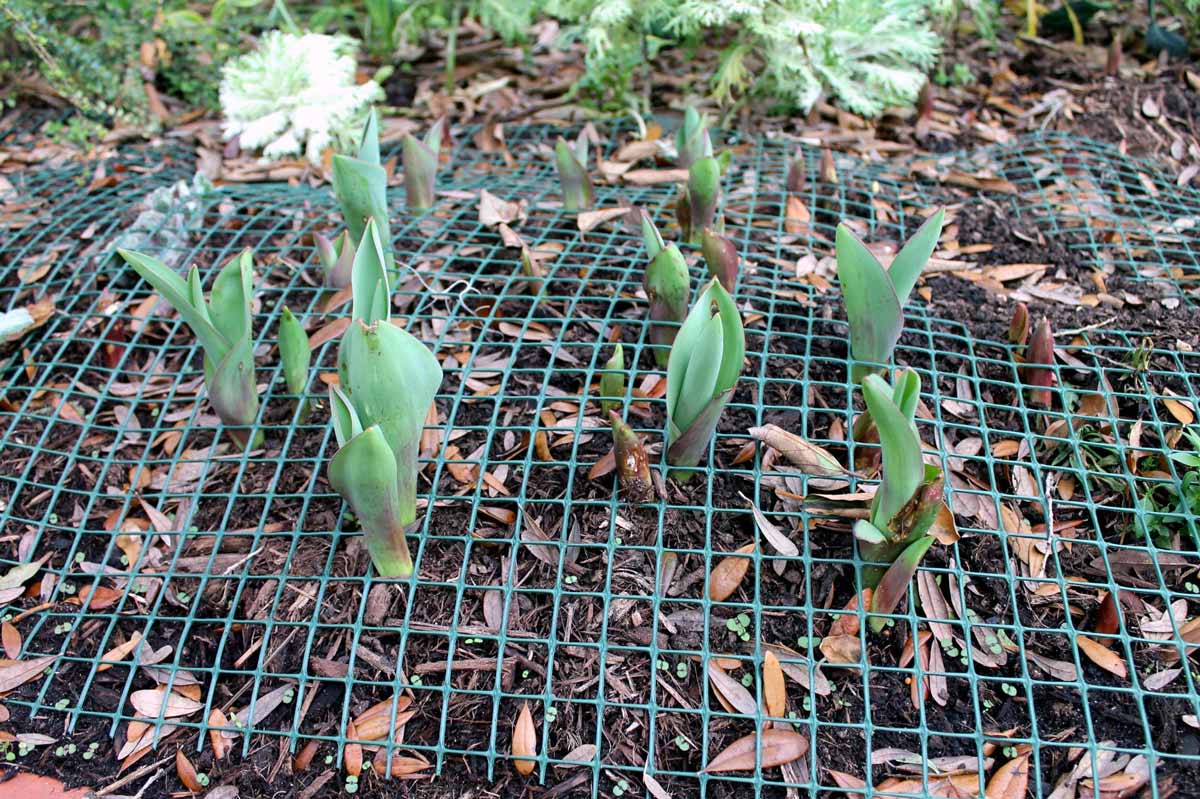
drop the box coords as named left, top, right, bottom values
left=836, top=210, right=945, bottom=383
left=1139, top=427, right=1200, bottom=549
left=1, top=0, right=259, bottom=125
left=665, top=278, right=744, bottom=474
left=116, top=248, right=262, bottom=450
left=548, top=0, right=943, bottom=116
left=316, top=0, right=542, bottom=59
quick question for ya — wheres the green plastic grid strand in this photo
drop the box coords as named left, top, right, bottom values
left=0, top=125, right=1197, bottom=798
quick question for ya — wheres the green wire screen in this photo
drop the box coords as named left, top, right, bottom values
left=0, top=124, right=1198, bottom=797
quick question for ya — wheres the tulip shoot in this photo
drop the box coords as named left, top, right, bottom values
left=1024, top=316, right=1055, bottom=407
left=314, top=230, right=355, bottom=289
left=666, top=279, right=744, bottom=477
left=854, top=370, right=944, bottom=631
left=610, top=411, right=652, bottom=502
left=836, top=209, right=945, bottom=383
left=555, top=131, right=593, bottom=212
left=116, top=247, right=261, bottom=450
left=701, top=227, right=738, bottom=293
left=331, top=110, right=391, bottom=273
left=640, top=211, right=689, bottom=368
left=676, top=107, right=711, bottom=170
left=331, top=217, right=442, bottom=577
left=599, top=343, right=625, bottom=414
left=403, top=117, right=444, bottom=211
left=278, top=306, right=311, bottom=420
left=678, top=154, right=721, bottom=245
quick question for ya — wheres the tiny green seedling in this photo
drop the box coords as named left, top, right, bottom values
left=554, top=130, right=593, bottom=212
left=665, top=278, right=744, bottom=477
left=116, top=248, right=262, bottom=450
left=640, top=210, right=690, bottom=367
left=853, top=370, right=945, bottom=631
left=836, top=210, right=945, bottom=383
left=402, top=117, right=445, bottom=211
left=330, top=217, right=442, bottom=577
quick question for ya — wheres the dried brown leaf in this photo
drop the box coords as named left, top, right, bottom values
left=704, top=729, right=809, bottom=773
left=0, top=655, right=55, bottom=693
left=762, top=651, right=786, bottom=718
left=512, top=701, right=537, bottom=775
left=985, top=753, right=1030, bottom=799
left=1076, top=634, right=1127, bottom=679
left=707, top=544, right=755, bottom=602
left=130, top=688, right=202, bottom=719
left=176, top=749, right=202, bottom=792
left=707, top=660, right=757, bottom=716
left=1, top=622, right=20, bottom=659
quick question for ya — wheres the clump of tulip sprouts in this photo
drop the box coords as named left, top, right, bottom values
left=329, top=217, right=442, bottom=577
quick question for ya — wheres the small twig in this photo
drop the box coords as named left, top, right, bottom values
left=1055, top=316, right=1117, bottom=337
left=95, top=754, right=173, bottom=796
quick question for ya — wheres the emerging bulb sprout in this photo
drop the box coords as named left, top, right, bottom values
left=116, top=248, right=262, bottom=450
left=639, top=209, right=690, bottom=368
left=665, top=278, right=745, bottom=478
left=403, top=117, right=445, bottom=212
left=836, top=209, right=945, bottom=383
left=554, top=131, right=593, bottom=212
left=330, top=217, right=442, bottom=577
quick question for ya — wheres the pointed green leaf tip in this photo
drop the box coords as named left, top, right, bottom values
left=403, top=117, right=443, bottom=211
left=676, top=107, right=711, bottom=169
left=278, top=307, right=310, bottom=396
left=665, top=279, right=744, bottom=471
left=861, top=371, right=924, bottom=533
left=555, top=134, right=593, bottom=212
left=350, top=218, right=390, bottom=325
left=331, top=113, right=390, bottom=264
left=836, top=210, right=944, bottom=382
left=599, top=342, right=625, bottom=415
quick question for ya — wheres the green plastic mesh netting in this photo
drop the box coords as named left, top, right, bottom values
left=0, top=124, right=1198, bottom=797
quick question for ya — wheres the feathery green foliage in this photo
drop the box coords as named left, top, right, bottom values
left=548, top=0, right=943, bottom=116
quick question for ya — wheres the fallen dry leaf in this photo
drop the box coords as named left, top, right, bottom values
left=763, top=651, right=786, bottom=718
left=708, top=544, right=756, bottom=601
left=707, top=660, right=757, bottom=716
left=985, top=753, right=1029, bottom=799
left=704, top=729, right=809, bottom=773
left=129, top=687, right=203, bottom=719
left=208, top=708, right=230, bottom=760
left=512, top=701, right=537, bottom=775
left=0, top=655, right=56, bottom=693
left=1076, top=634, right=1127, bottom=679
left=1, top=622, right=20, bottom=659
left=176, top=748, right=202, bottom=792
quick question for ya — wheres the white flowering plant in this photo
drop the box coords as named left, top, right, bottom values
left=219, top=30, right=384, bottom=164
